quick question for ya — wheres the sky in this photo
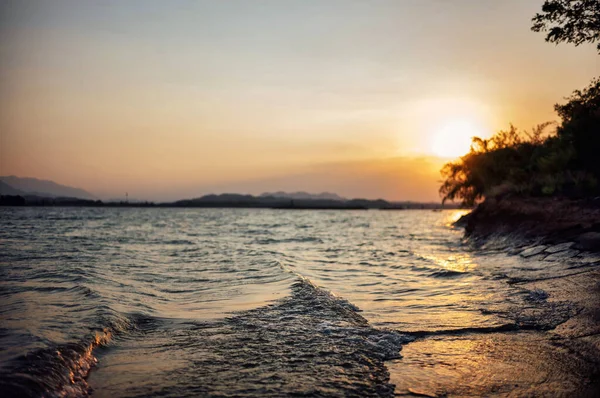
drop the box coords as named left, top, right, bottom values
left=1, top=0, right=598, bottom=201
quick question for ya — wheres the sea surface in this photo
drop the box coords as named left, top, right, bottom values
left=0, top=207, right=593, bottom=397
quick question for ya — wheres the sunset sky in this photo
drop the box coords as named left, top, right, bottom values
left=1, top=0, right=598, bottom=201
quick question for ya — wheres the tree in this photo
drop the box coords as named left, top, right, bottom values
left=554, top=78, right=600, bottom=178
left=437, top=122, right=585, bottom=206
left=440, top=126, right=537, bottom=206
left=531, top=0, right=600, bottom=53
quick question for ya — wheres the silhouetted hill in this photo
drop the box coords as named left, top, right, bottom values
left=169, top=193, right=455, bottom=209
left=260, top=191, right=346, bottom=201
left=0, top=195, right=103, bottom=206
left=0, top=176, right=97, bottom=200
left=106, top=197, right=145, bottom=203
left=1, top=190, right=459, bottom=209
left=0, top=181, right=26, bottom=196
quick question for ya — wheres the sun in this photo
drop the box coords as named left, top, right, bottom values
left=431, top=119, right=484, bottom=159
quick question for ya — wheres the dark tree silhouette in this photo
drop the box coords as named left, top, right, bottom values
left=531, top=0, right=600, bottom=53
left=439, top=79, right=600, bottom=207
left=554, top=77, right=600, bottom=178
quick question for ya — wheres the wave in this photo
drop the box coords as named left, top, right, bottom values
left=252, top=236, right=324, bottom=245
left=428, top=269, right=469, bottom=278
left=0, top=271, right=416, bottom=397
left=0, top=313, right=142, bottom=398
left=0, top=332, right=110, bottom=397
left=162, top=239, right=195, bottom=245
left=160, top=278, right=416, bottom=397
left=401, top=323, right=522, bottom=338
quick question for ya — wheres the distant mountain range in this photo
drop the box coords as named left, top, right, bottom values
left=0, top=181, right=26, bottom=196
left=173, top=193, right=393, bottom=209
left=0, top=176, right=459, bottom=209
left=0, top=176, right=97, bottom=200
left=260, top=191, right=346, bottom=201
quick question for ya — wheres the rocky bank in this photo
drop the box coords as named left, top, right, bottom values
left=459, top=196, right=600, bottom=252
left=453, top=196, right=600, bottom=396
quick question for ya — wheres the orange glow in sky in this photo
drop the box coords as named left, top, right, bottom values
left=0, top=1, right=598, bottom=201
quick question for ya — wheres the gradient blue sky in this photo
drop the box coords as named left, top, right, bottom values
left=1, top=0, right=598, bottom=200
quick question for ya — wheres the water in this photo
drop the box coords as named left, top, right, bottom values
left=0, top=208, right=593, bottom=396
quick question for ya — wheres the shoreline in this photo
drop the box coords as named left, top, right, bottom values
left=0, top=194, right=459, bottom=210
left=404, top=196, right=600, bottom=396
left=459, top=196, right=600, bottom=251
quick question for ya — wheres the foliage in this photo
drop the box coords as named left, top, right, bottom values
left=440, top=2, right=600, bottom=207
left=531, top=0, right=600, bottom=53
left=555, top=77, right=600, bottom=177
left=440, top=80, right=600, bottom=206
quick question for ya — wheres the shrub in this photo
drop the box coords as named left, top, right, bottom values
left=440, top=79, right=600, bottom=206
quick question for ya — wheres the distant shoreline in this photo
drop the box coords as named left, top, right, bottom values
left=0, top=194, right=460, bottom=210
left=0, top=203, right=454, bottom=210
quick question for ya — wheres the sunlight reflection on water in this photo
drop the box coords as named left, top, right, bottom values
left=420, top=252, right=476, bottom=273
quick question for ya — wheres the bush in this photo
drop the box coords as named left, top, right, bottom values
left=440, top=79, right=600, bottom=206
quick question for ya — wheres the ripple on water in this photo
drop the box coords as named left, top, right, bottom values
left=0, top=207, right=593, bottom=396
left=88, top=279, right=413, bottom=398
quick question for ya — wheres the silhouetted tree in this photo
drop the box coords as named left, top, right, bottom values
left=532, top=0, right=600, bottom=52
left=439, top=80, right=600, bottom=206
left=439, top=125, right=555, bottom=206
left=555, top=77, right=600, bottom=179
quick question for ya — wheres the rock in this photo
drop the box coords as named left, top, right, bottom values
left=545, top=242, right=575, bottom=254
left=508, top=247, right=524, bottom=256
left=453, top=213, right=471, bottom=228
left=573, top=254, right=600, bottom=265
left=526, top=288, right=549, bottom=302
left=566, top=256, right=600, bottom=269
left=407, top=387, right=438, bottom=398
left=544, top=249, right=580, bottom=262
left=574, top=232, right=600, bottom=252
left=520, top=245, right=547, bottom=257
